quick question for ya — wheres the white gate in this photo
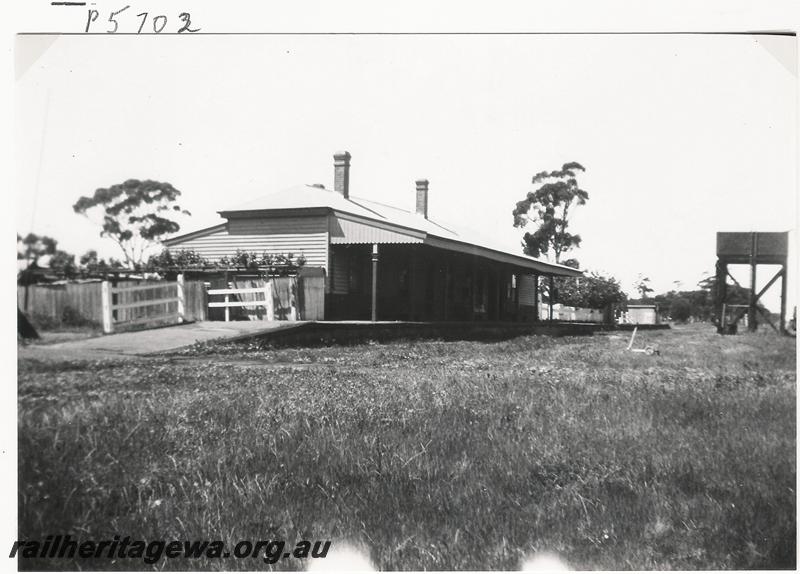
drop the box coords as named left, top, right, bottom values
left=207, top=283, right=278, bottom=322
left=101, top=275, right=184, bottom=334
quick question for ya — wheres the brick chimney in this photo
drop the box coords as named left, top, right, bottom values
left=415, top=179, right=429, bottom=218
left=333, top=151, right=351, bottom=199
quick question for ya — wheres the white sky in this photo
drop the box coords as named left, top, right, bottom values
left=15, top=33, right=797, bottom=310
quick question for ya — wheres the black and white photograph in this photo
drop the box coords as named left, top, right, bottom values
left=12, top=4, right=797, bottom=571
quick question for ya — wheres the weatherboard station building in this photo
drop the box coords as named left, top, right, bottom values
left=164, top=152, right=581, bottom=321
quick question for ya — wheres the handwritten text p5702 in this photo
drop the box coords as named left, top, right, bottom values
left=84, top=6, right=200, bottom=33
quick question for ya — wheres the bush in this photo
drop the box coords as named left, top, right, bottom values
left=30, top=313, right=60, bottom=331
left=555, top=271, right=627, bottom=309
left=61, top=306, right=98, bottom=328
left=670, top=298, right=691, bottom=323
left=30, top=306, right=99, bottom=331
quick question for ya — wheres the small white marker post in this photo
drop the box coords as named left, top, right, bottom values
left=626, top=326, right=638, bottom=351
left=626, top=325, right=658, bottom=355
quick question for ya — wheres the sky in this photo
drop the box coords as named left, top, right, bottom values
left=15, top=33, right=797, bottom=310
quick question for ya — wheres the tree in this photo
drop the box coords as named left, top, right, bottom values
left=17, top=233, right=77, bottom=278
left=78, top=249, right=125, bottom=274
left=643, top=272, right=769, bottom=324
left=17, top=233, right=57, bottom=266
left=79, top=249, right=101, bottom=269
left=695, top=273, right=767, bottom=323
left=560, top=258, right=581, bottom=270
left=634, top=275, right=654, bottom=300
left=49, top=250, right=77, bottom=278
left=73, top=179, right=190, bottom=268
left=557, top=270, right=628, bottom=309
left=669, top=298, right=692, bottom=323
left=512, top=162, right=589, bottom=263
left=543, top=257, right=579, bottom=303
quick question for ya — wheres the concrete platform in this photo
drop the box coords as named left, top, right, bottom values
left=18, top=320, right=671, bottom=360
left=222, top=320, right=603, bottom=348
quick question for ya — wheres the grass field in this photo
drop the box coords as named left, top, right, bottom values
left=18, top=324, right=795, bottom=570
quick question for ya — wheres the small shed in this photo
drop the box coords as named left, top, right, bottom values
left=623, top=304, right=660, bottom=325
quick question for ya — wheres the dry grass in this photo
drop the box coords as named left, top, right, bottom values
left=18, top=324, right=795, bottom=570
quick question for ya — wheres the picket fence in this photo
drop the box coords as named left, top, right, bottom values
left=539, top=303, right=606, bottom=323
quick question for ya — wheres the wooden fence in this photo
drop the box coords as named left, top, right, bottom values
left=19, top=282, right=104, bottom=324
left=206, top=273, right=325, bottom=322
left=18, top=278, right=208, bottom=329
left=539, top=303, right=606, bottom=323
left=19, top=272, right=325, bottom=330
left=298, top=269, right=325, bottom=320
left=207, top=283, right=279, bottom=322
left=103, top=278, right=183, bottom=333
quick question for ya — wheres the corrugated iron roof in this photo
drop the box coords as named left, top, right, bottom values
left=330, top=215, right=425, bottom=244
left=174, top=184, right=581, bottom=277
left=221, top=185, right=381, bottom=220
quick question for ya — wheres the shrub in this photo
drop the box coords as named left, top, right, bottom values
left=670, top=298, right=691, bottom=323
left=556, top=271, right=627, bottom=309
left=30, top=307, right=99, bottom=331
left=60, top=306, right=98, bottom=328
left=30, top=313, right=60, bottom=331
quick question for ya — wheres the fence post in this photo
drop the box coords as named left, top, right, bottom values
left=292, top=278, right=300, bottom=321
left=265, top=281, right=275, bottom=321
left=203, top=282, right=210, bottom=321
left=288, top=279, right=297, bottom=321
left=721, top=303, right=727, bottom=331
left=101, top=281, right=113, bottom=334
left=176, top=274, right=185, bottom=323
